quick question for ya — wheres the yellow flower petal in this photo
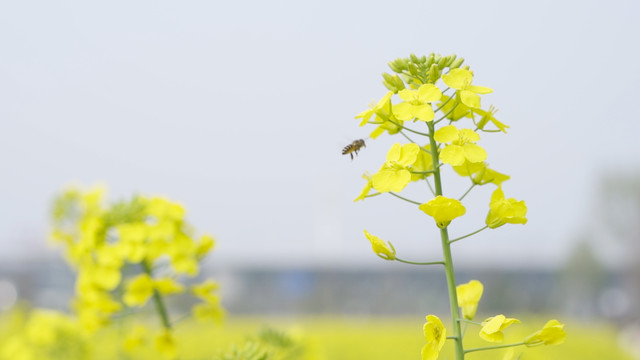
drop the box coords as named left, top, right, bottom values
left=434, top=125, right=459, bottom=143
left=457, top=280, right=484, bottom=320
left=460, top=90, right=481, bottom=108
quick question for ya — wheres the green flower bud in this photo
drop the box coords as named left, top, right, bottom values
left=408, top=62, right=419, bottom=76
left=382, top=72, right=395, bottom=83
left=410, top=53, right=420, bottom=64
left=428, top=64, right=441, bottom=84
left=381, top=73, right=406, bottom=92
left=420, top=55, right=427, bottom=64
left=449, top=57, right=464, bottom=69
left=437, top=56, right=448, bottom=69
left=391, top=58, right=409, bottom=72
left=445, top=54, right=457, bottom=67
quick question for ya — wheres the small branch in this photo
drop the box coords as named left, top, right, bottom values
left=457, top=318, right=483, bottom=326
left=458, top=183, right=477, bottom=201
left=141, top=261, right=172, bottom=330
left=425, top=178, right=436, bottom=196
left=449, top=226, right=489, bottom=244
left=395, top=257, right=444, bottom=266
left=388, top=192, right=422, bottom=205
left=464, top=342, right=526, bottom=354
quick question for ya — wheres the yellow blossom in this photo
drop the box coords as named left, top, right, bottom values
left=524, top=320, right=566, bottom=346
left=438, top=94, right=473, bottom=121
left=123, top=274, right=154, bottom=307
left=419, top=196, right=466, bottom=229
left=422, top=315, right=446, bottom=360
left=442, top=68, right=492, bottom=109
left=456, top=280, right=483, bottom=320
left=393, top=84, right=442, bottom=122
left=354, top=173, right=374, bottom=202
left=372, top=143, right=420, bottom=193
left=363, top=230, right=396, bottom=260
left=124, top=325, right=148, bottom=352
left=153, top=277, right=185, bottom=295
left=434, top=125, right=487, bottom=166
left=479, top=314, right=520, bottom=342
left=355, top=91, right=404, bottom=139
left=411, top=146, right=434, bottom=182
left=155, top=330, right=177, bottom=359
left=473, top=105, right=509, bottom=133
left=453, top=161, right=510, bottom=186
left=485, top=187, right=528, bottom=228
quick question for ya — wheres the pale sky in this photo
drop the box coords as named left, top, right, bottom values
left=1, top=0, right=639, bottom=270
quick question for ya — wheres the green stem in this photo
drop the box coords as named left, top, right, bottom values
left=425, top=178, right=435, bottom=196
left=141, top=261, right=172, bottom=330
left=399, top=130, right=418, bottom=144
left=434, top=102, right=460, bottom=124
left=395, top=257, right=444, bottom=266
left=458, top=183, right=477, bottom=201
left=388, top=192, right=422, bottom=205
left=458, top=318, right=483, bottom=326
left=464, top=342, right=525, bottom=354
left=449, top=226, right=488, bottom=244
left=427, top=121, right=464, bottom=360
left=382, top=118, right=429, bottom=137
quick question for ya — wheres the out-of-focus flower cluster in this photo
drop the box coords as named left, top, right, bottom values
left=49, top=186, right=224, bottom=357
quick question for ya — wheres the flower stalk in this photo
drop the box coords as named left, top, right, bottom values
left=428, top=121, right=465, bottom=360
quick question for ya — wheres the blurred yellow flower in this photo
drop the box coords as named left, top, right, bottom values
left=153, top=278, right=185, bottom=295
left=524, top=319, right=566, bottom=346
left=123, top=274, right=154, bottom=307
left=363, top=230, right=396, bottom=261
left=422, top=315, right=446, bottom=360
left=124, top=325, right=148, bottom=352
left=456, top=280, right=483, bottom=320
left=479, top=314, right=520, bottom=343
left=155, top=330, right=178, bottom=359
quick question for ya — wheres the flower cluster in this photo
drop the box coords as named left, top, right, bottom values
left=352, top=53, right=564, bottom=359
left=50, top=186, right=224, bottom=358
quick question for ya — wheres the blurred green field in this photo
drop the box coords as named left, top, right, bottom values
left=1, top=311, right=635, bottom=360
left=178, top=316, right=634, bottom=360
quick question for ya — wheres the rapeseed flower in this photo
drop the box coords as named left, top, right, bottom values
left=486, top=187, right=528, bottom=228
left=442, top=68, right=492, bottom=109
left=123, top=274, right=154, bottom=307
left=393, top=84, right=442, bottom=122
left=372, top=143, right=420, bottom=193
left=473, top=105, right=509, bottom=133
left=354, top=173, right=374, bottom=202
left=363, top=230, right=396, bottom=260
left=479, top=314, right=520, bottom=342
left=422, top=315, right=446, bottom=360
left=524, top=320, right=566, bottom=346
left=419, top=196, right=466, bottom=229
left=434, top=125, right=487, bottom=166
left=456, top=280, right=483, bottom=320
left=453, top=161, right=510, bottom=186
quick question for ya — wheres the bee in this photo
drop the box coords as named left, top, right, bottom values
left=342, top=139, right=366, bottom=160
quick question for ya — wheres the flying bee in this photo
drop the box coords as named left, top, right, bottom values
left=342, top=139, right=366, bottom=160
